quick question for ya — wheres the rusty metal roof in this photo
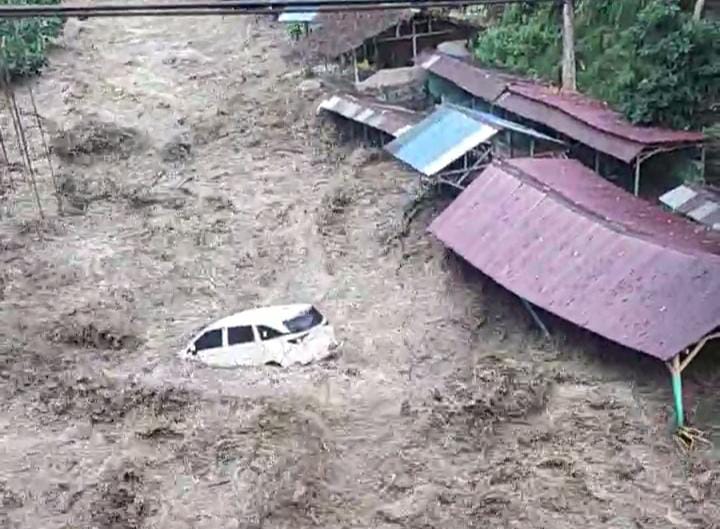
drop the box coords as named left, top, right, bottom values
left=317, top=92, right=422, bottom=137
left=286, top=10, right=415, bottom=63
left=660, top=183, right=720, bottom=231
left=419, top=52, right=524, bottom=102
left=495, top=92, right=646, bottom=163
left=498, top=84, right=704, bottom=162
left=428, top=158, right=720, bottom=360
left=420, top=52, right=705, bottom=162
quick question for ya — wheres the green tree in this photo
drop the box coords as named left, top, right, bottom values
left=0, top=0, right=64, bottom=81
left=474, top=0, right=720, bottom=129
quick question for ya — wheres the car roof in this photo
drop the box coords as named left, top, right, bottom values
left=203, top=303, right=315, bottom=333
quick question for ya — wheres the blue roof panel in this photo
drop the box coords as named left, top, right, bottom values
left=385, top=105, right=499, bottom=176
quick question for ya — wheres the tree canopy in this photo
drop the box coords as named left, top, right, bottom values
left=474, top=0, right=720, bottom=129
left=0, top=0, right=64, bottom=81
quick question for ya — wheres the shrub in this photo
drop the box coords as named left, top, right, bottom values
left=0, top=0, right=64, bottom=81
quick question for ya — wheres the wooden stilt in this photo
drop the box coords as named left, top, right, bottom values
left=521, top=298, right=551, bottom=340
left=352, top=49, right=359, bottom=84
left=0, top=125, right=8, bottom=164
left=411, top=20, right=418, bottom=62
left=633, top=158, right=641, bottom=196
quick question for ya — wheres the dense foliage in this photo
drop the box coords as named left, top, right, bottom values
left=0, top=0, right=64, bottom=81
left=474, top=0, right=720, bottom=129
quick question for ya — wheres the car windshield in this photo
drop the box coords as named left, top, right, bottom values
left=283, top=306, right=324, bottom=334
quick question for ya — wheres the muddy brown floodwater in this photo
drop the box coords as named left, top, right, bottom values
left=1, top=12, right=719, bottom=529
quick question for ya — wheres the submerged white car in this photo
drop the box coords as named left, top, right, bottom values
left=178, top=304, right=338, bottom=368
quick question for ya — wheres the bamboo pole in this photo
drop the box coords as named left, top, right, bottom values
left=0, top=126, right=8, bottom=164
left=633, top=158, right=641, bottom=196
left=3, top=79, right=44, bottom=219
left=27, top=86, right=62, bottom=215
left=0, top=126, right=11, bottom=191
left=679, top=332, right=720, bottom=373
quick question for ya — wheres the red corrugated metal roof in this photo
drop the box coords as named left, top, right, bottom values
left=420, top=52, right=704, bottom=162
left=428, top=158, right=720, bottom=360
left=495, top=93, right=645, bottom=163
left=419, top=52, right=523, bottom=102
left=507, top=83, right=705, bottom=146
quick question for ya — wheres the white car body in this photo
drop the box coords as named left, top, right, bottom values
left=178, top=304, right=338, bottom=368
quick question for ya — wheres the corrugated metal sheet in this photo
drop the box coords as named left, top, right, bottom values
left=286, top=10, right=415, bottom=62
left=495, top=92, right=645, bottom=162
left=385, top=105, right=498, bottom=175
left=429, top=158, right=720, bottom=360
left=660, top=184, right=720, bottom=231
left=420, top=52, right=704, bottom=162
left=507, top=83, right=705, bottom=147
left=384, top=103, right=563, bottom=176
left=419, top=52, right=523, bottom=102
left=317, top=93, right=422, bottom=138
left=278, top=11, right=318, bottom=23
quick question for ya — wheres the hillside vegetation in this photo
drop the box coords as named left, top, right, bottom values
left=0, top=0, right=64, bottom=81
left=474, top=0, right=720, bottom=130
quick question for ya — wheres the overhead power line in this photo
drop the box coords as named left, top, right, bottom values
left=0, top=0, right=558, bottom=18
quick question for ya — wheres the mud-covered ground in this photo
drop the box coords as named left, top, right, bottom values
left=1, top=12, right=720, bottom=529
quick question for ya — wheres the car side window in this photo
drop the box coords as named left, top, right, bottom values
left=195, top=329, right=222, bottom=351
left=257, top=325, right=285, bottom=341
left=228, top=325, right=254, bottom=345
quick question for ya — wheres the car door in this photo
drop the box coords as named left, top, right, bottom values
left=226, top=325, right=263, bottom=366
left=256, top=325, right=288, bottom=365
left=193, top=328, right=231, bottom=368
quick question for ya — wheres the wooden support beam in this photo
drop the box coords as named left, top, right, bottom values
left=679, top=332, right=720, bottom=373
left=411, top=19, right=417, bottom=60
left=0, top=126, right=8, bottom=164
left=352, top=48, right=360, bottom=84
left=436, top=177, right=465, bottom=191
left=633, top=158, right=641, bottom=196
left=375, top=29, right=454, bottom=44
left=521, top=299, right=551, bottom=340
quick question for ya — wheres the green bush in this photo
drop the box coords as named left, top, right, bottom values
left=0, top=0, right=64, bottom=81
left=474, top=0, right=720, bottom=129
